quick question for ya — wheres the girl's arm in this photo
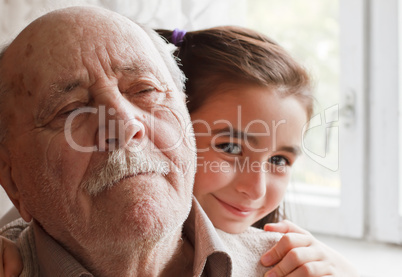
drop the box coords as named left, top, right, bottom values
left=0, top=237, right=22, bottom=277
left=261, top=220, right=360, bottom=277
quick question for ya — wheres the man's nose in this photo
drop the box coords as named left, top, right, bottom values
left=235, top=169, right=267, bottom=200
left=97, top=97, right=145, bottom=151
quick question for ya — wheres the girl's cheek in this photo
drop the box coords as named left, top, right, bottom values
left=194, top=161, right=237, bottom=193
left=271, top=177, right=290, bottom=200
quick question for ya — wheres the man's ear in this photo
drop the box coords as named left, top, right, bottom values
left=0, top=144, right=32, bottom=222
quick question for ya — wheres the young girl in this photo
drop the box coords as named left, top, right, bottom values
left=1, top=26, right=358, bottom=276
left=157, top=26, right=358, bottom=276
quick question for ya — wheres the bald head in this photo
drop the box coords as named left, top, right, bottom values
left=6, top=6, right=145, bottom=64
left=6, top=7, right=140, bottom=57
left=3, top=6, right=177, bottom=89
left=0, top=6, right=184, bottom=143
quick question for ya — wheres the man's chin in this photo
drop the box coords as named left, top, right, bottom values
left=92, top=191, right=186, bottom=240
left=81, top=172, right=191, bottom=246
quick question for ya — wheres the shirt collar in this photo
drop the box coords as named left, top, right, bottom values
left=184, top=198, right=232, bottom=277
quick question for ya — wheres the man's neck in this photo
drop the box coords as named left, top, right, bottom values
left=86, top=229, right=194, bottom=277
left=33, top=214, right=195, bottom=277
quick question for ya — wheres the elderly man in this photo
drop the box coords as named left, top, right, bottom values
left=0, top=5, right=236, bottom=277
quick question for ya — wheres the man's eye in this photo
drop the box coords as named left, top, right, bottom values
left=56, top=103, right=87, bottom=119
left=57, top=107, right=80, bottom=119
left=268, top=156, right=289, bottom=166
left=215, top=143, right=242, bottom=155
left=60, top=108, right=79, bottom=117
left=138, top=87, right=157, bottom=94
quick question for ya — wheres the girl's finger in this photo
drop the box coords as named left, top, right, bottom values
left=280, top=261, right=332, bottom=277
left=264, top=246, right=326, bottom=277
left=261, top=233, right=313, bottom=266
left=264, top=220, right=310, bottom=235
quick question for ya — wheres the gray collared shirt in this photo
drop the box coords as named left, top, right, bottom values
left=1, top=198, right=233, bottom=277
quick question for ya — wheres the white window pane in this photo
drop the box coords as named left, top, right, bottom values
left=245, top=0, right=341, bottom=204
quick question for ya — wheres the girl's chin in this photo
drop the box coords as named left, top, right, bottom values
left=214, top=221, right=250, bottom=234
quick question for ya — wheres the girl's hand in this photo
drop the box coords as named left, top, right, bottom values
left=261, top=220, right=360, bottom=277
left=0, top=236, right=22, bottom=277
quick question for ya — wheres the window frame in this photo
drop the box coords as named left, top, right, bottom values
left=368, top=0, right=402, bottom=244
left=288, top=0, right=402, bottom=244
left=285, top=0, right=368, bottom=239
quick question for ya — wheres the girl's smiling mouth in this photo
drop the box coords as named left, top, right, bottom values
left=212, top=194, right=257, bottom=217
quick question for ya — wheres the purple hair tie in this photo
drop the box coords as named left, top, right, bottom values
left=172, top=28, right=187, bottom=46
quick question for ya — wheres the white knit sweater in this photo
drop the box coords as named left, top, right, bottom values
left=215, top=227, right=282, bottom=277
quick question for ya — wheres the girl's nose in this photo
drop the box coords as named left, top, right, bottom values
left=235, top=169, right=267, bottom=200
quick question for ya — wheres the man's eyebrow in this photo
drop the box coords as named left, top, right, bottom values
left=114, top=63, right=167, bottom=85
left=211, top=127, right=258, bottom=145
left=113, top=64, right=153, bottom=75
left=36, top=80, right=81, bottom=123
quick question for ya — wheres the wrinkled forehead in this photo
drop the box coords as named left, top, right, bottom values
left=3, top=7, right=164, bottom=84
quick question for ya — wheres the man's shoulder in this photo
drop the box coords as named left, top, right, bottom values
left=216, top=227, right=282, bottom=255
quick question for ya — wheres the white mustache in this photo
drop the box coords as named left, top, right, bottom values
left=82, top=147, right=170, bottom=196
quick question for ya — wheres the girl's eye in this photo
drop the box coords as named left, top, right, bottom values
left=268, top=155, right=289, bottom=166
left=215, top=143, right=242, bottom=155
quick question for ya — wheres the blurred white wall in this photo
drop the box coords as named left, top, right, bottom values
left=0, top=187, right=12, bottom=220
left=0, top=0, right=246, bottom=44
